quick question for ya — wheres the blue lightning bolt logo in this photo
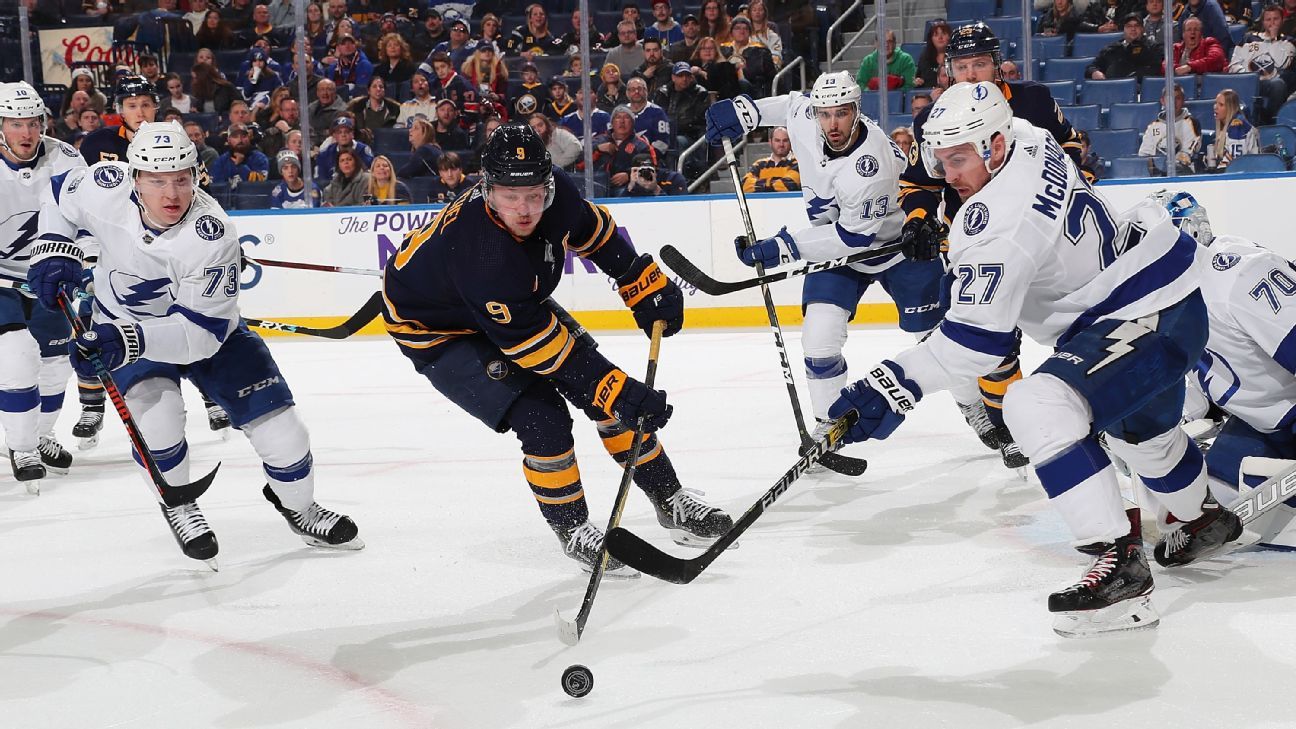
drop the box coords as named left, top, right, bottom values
left=804, top=193, right=838, bottom=225
left=110, top=272, right=171, bottom=316
left=0, top=212, right=39, bottom=261
left=1086, top=320, right=1151, bottom=375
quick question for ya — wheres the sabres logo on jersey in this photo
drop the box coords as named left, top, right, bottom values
left=963, top=202, right=990, bottom=236
left=93, top=166, right=124, bottom=188
left=1212, top=252, right=1240, bottom=271
left=856, top=155, right=879, bottom=177
left=194, top=215, right=225, bottom=241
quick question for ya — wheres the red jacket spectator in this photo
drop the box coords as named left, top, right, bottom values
left=1165, top=20, right=1227, bottom=74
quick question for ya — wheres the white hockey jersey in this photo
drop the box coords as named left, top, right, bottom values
left=1229, top=33, right=1296, bottom=80
left=754, top=93, right=908, bottom=274
left=0, top=137, right=87, bottom=287
left=891, top=118, right=1199, bottom=395
left=1194, top=235, right=1296, bottom=433
left=37, top=162, right=241, bottom=366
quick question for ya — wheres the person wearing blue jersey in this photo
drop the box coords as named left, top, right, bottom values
left=625, top=77, right=671, bottom=156
left=269, top=151, right=322, bottom=208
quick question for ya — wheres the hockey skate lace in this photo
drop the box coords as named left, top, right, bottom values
left=76, top=409, right=102, bottom=427
left=1079, top=550, right=1118, bottom=588
left=293, top=503, right=343, bottom=537
left=1163, top=526, right=1190, bottom=556
left=670, top=488, right=717, bottom=523
left=11, top=449, right=41, bottom=469
left=564, top=522, right=603, bottom=555
left=958, top=401, right=995, bottom=437
left=37, top=435, right=65, bottom=460
left=165, top=503, right=212, bottom=543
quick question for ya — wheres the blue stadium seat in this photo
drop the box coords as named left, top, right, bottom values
left=1108, top=102, right=1160, bottom=132
left=1031, top=34, right=1068, bottom=61
left=886, top=114, right=912, bottom=133
left=1079, top=78, right=1137, bottom=105
left=1186, top=98, right=1216, bottom=131
left=1043, top=80, right=1077, bottom=105
left=901, top=42, right=925, bottom=61
left=859, top=90, right=903, bottom=119
left=1224, top=153, right=1288, bottom=172
left=1229, top=22, right=1248, bottom=45
left=985, top=17, right=1023, bottom=57
left=948, top=0, right=999, bottom=20
left=1277, top=99, right=1296, bottom=126
left=372, top=127, right=409, bottom=154
left=1061, top=104, right=1102, bottom=130
left=1109, top=156, right=1154, bottom=179
left=1070, top=32, right=1121, bottom=58
left=1087, top=128, right=1140, bottom=158
left=1258, top=124, right=1296, bottom=159
left=1200, top=72, right=1258, bottom=104
left=1042, top=57, right=1095, bottom=82
left=404, top=176, right=437, bottom=203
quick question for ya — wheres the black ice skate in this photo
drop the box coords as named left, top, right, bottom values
left=1049, top=527, right=1158, bottom=638
left=160, top=501, right=220, bottom=570
left=37, top=434, right=72, bottom=475
left=205, top=399, right=231, bottom=433
left=996, top=428, right=1030, bottom=476
left=1153, top=494, right=1243, bottom=567
left=262, top=484, right=364, bottom=549
left=958, top=400, right=1000, bottom=451
left=9, top=448, right=44, bottom=495
left=553, top=521, right=639, bottom=579
left=72, top=404, right=104, bottom=450
left=652, top=488, right=735, bottom=548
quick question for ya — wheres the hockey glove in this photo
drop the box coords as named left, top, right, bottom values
left=827, top=360, right=922, bottom=445
left=735, top=227, right=799, bottom=268
left=705, top=95, right=761, bottom=146
left=616, top=253, right=684, bottom=337
left=69, top=322, right=145, bottom=379
left=593, top=368, right=673, bottom=432
left=26, top=240, right=86, bottom=310
left=899, top=214, right=948, bottom=262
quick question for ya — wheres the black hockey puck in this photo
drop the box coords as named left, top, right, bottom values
left=561, top=664, right=593, bottom=697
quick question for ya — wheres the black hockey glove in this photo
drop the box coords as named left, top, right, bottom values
left=592, top=367, right=673, bottom=432
left=899, top=215, right=948, bottom=262
left=616, top=253, right=684, bottom=338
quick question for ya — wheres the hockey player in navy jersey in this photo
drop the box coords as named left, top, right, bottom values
left=381, top=124, right=733, bottom=575
left=29, top=121, right=362, bottom=567
left=827, top=83, right=1241, bottom=637
left=0, top=81, right=82, bottom=494
left=900, top=23, right=1086, bottom=471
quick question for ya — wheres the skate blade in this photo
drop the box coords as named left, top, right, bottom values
left=580, top=563, right=641, bottom=580
left=44, top=465, right=70, bottom=476
left=1052, top=595, right=1159, bottom=638
left=301, top=535, right=366, bottom=550
left=76, top=434, right=100, bottom=451
left=668, top=529, right=738, bottom=550
left=203, top=558, right=220, bottom=572
left=24, top=479, right=40, bottom=495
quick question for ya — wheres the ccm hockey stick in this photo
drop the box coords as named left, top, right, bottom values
left=720, top=138, right=867, bottom=477
left=245, top=256, right=381, bottom=277
left=244, top=291, right=385, bottom=340
left=604, top=410, right=858, bottom=584
left=556, top=320, right=667, bottom=645
left=660, top=242, right=906, bottom=296
left=56, top=291, right=219, bottom=508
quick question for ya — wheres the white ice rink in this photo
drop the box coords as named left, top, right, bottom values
left=4, top=327, right=1296, bottom=729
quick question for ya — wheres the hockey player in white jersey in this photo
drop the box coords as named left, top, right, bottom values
left=704, top=72, right=962, bottom=461
left=1159, top=191, right=1296, bottom=549
left=27, top=121, right=362, bottom=566
left=825, top=82, right=1242, bottom=637
left=0, top=81, right=81, bottom=494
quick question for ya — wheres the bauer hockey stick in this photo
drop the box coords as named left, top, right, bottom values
left=244, top=291, right=385, bottom=340
left=1228, top=460, right=1296, bottom=533
left=245, top=256, right=381, bottom=277
left=604, top=410, right=858, bottom=584
left=56, top=291, right=218, bottom=508
left=555, top=319, right=667, bottom=645
left=660, top=241, right=906, bottom=297
left=721, top=138, right=868, bottom=477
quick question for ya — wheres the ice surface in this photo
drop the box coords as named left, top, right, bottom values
left=3, top=328, right=1295, bottom=729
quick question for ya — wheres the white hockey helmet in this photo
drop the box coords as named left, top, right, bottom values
left=920, top=81, right=1014, bottom=179
left=0, top=81, right=48, bottom=121
left=127, top=120, right=199, bottom=176
left=809, top=71, right=862, bottom=110
left=1152, top=189, right=1213, bottom=246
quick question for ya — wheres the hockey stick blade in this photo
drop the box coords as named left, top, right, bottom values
left=659, top=243, right=905, bottom=297
left=816, top=450, right=869, bottom=477
left=159, top=463, right=220, bottom=507
left=605, top=412, right=859, bottom=584
left=245, top=292, right=384, bottom=340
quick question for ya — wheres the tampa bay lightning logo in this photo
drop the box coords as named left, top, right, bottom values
left=67, top=175, right=82, bottom=194
left=972, top=83, right=989, bottom=101
left=93, top=166, right=124, bottom=188
left=109, top=271, right=171, bottom=316
left=1212, top=252, right=1240, bottom=271
left=856, top=155, right=879, bottom=177
left=963, top=202, right=990, bottom=236
left=195, top=215, right=225, bottom=241
left=804, top=105, right=813, bottom=119
left=61, top=143, right=79, bottom=158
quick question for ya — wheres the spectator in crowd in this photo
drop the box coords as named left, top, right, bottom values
left=1221, top=0, right=1253, bottom=23
left=745, top=0, right=784, bottom=67
left=58, top=90, right=93, bottom=132
left=240, top=3, right=290, bottom=46
left=307, top=78, right=347, bottom=145
left=210, top=123, right=270, bottom=184
left=742, top=125, right=799, bottom=191
left=323, top=0, right=347, bottom=33
left=137, top=53, right=165, bottom=96
left=184, top=0, right=209, bottom=32
left=669, top=14, right=703, bottom=62
left=266, top=0, right=297, bottom=30
left=1077, top=129, right=1103, bottom=182
left=365, top=155, right=412, bottom=204
left=528, top=113, right=582, bottom=169
left=699, top=0, right=731, bottom=43
left=301, top=2, right=328, bottom=47
left=261, top=95, right=299, bottom=158
left=323, top=148, right=371, bottom=206
left=436, top=19, right=477, bottom=68
left=254, top=86, right=290, bottom=128
left=606, top=21, right=648, bottom=77
left=563, top=55, right=586, bottom=77
left=637, top=37, right=673, bottom=90
left=1168, top=16, right=1227, bottom=74
left=645, top=0, right=684, bottom=45
left=373, top=32, right=417, bottom=85
left=1179, top=0, right=1233, bottom=55
left=65, top=69, right=108, bottom=115
left=240, top=49, right=283, bottom=98
left=400, top=118, right=443, bottom=177
left=412, top=8, right=449, bottom=60
left=510, top=62, right=550, bottom=117
left=196, top=9, right=236, bottom=49
left=855, top=28, right=915, bottom=91
left=1087, top=13, right=1164, bottom=79
left=427, top=152, right=479, bottom=203
left=161, top=108, right=187, bottom=126
left=325, top=34, right=375, bottom=95
left=218, top=99, right=256, bottom=147
left=625, top=76, right=671, bottom=155
left=431, top=99, right=472, bottom=149
left=913, top=19, right=950, bottom=88
left=1038, top=0, right=1099, bottom=36
left=194, top=47, right=219, bottom=70
left=398, top=72, right=438, bottom=127
left=1230, top=4, right=1295, bottom=125
left=595, top=105, right=656, bottom=195
left=1282, top=0, right=1296, bottom=37
left=623, top=2, right=646, bottom=37
left=625, top=152, right=688, bottom=195
left=462, top=43, right=509, bottom=99
left=544, top=77, right=575, bottom=121
left=1206, top=88, right=1260, bottom=170
left=220, top=0, right=254, bottom=31
left=327, top=17, right=358, bottom=52
left=191, top=61, right=237, bottom=114
left=422, top=51, right=479, bottom=125
left=723, top=16, right=776, bottom=95
left=53, top=107, right=82, bottom=142
left=159, top=73, right=195, bottom=114
left=505, top=3, right=568, bottom=56
left=1139, top=83, right=1203, bottom=173
left=561, top=88, right=611, bottom=137
left=561, top=9, right=609, bottom=52
left=316, top=114, right=375, bottom=179
left=78, top=109, right=102, bottom=134
left=185, top=120, right=218, bottom=167
left=1080, top=0, right=1131, bottom=32
left=692, top=36, right=742, bottom=98
left=1144, top=0, right=1172, bottom=42
left=477, top=13, right=504, bottom=48
left=596, top=63, right=630, bottom=111
left=653, top=61, right=709, bottom=147
left=348, top=76, right=401, bottom=142
left=889, top=126, right=914, bottom=156
left=999, top=59, right=1022, bottom=80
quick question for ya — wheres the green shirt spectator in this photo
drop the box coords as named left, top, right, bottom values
left=856, top=30, right=916, bottom=91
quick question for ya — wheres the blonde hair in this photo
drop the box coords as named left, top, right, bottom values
left=367, top=155, right=400, bottom=202
left=379, top=32, right=411, bottom=63
left=1213, top=89, right=1244, bottom=163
